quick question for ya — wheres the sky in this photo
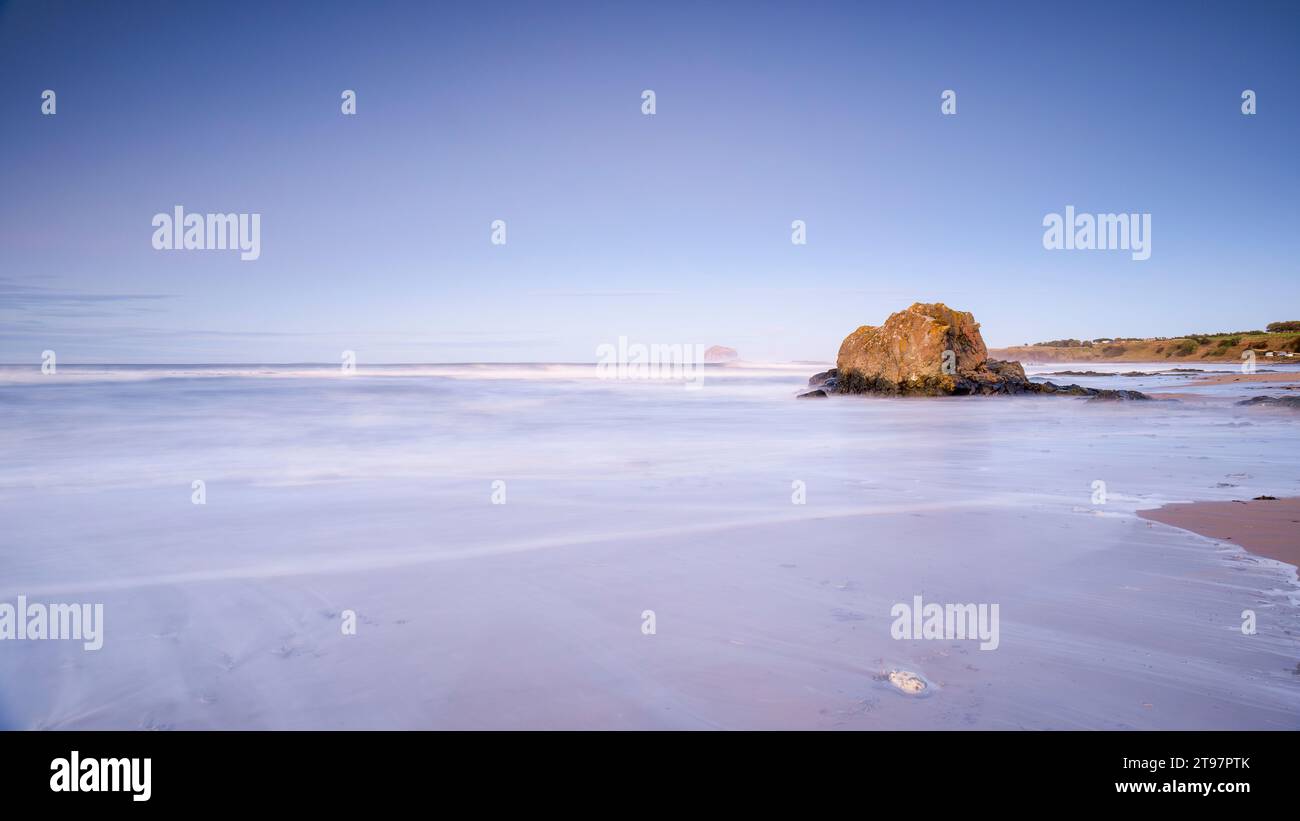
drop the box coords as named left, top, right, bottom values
left=2, top=0, right=1298, bottom=363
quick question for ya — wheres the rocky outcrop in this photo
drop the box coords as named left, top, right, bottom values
left=703, top=345, right=739, bottom=363
left=836, top=303, right=986, bottom=391
left=802, top=302, right=1150, bottom=400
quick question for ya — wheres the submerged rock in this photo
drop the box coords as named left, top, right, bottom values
left=1236, top=395, right=1300, bottom=410
left=806, top=302, right=1150, bottom=400
left=1084, top=389, right=1152, bottom=402
left=1048, top=370, right=1152, bottom=377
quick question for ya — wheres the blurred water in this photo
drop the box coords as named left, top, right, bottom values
left=0, top=362, right=1296, bottom=728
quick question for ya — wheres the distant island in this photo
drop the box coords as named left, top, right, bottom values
left=991, top=321, right=1300, bottom=363
left=703, top=345, right=739, bottom=363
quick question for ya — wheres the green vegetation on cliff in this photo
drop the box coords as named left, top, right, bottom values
left=994, top=326, right=1300, bottom=363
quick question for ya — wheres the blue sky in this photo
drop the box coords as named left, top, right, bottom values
left=2, top=0, right=1297, bottom=363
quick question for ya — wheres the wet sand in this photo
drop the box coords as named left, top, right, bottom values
left=1139, top=498, right=1300, bottom=568
left=1187, top=371, right=1300, bottom=387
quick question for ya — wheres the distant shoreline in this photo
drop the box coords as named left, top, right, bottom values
left=992, top=330, right=1300, bottom=364
left=992, top=348, right=1299, bottom=364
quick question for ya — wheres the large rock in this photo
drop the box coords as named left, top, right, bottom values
left=832, top=302, right=1031, bottom=395
left=806, top=302, right=1149, bottom=399
left=837, top=303, right=987, bottom=393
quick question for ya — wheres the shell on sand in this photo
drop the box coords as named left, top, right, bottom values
left=887, top=669, right=928, bottom=695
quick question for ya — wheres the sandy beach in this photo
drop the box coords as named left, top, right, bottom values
left=1140, top=498, right=1300, bottom=568
left=1187, top=371, right=1300, bottom=387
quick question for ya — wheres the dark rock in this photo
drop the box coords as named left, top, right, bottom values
left=808, top=368, right=838, bottom=390
left=1084, top=389, right=1152, bottom=402
left=797, top=389, right=828, bottom=399
left=1032, top=381, right=1149, bottom=400
left=952, top=359, right=1036, bottom=395
left=1044, top=370, right=1152, bottom=377
left=1236, top=395, right=1300, bottom=409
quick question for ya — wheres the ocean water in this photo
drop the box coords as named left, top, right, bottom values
left=0, top=362, right=1297, bottom=729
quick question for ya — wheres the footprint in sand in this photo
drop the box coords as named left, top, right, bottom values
left=272, top=642, right=307, bottom=659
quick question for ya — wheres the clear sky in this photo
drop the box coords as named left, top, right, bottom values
left=2, top=0, right=1297, bottom=363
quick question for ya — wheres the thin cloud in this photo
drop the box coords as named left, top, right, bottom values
left=0, top=279, right=174, bottom=314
